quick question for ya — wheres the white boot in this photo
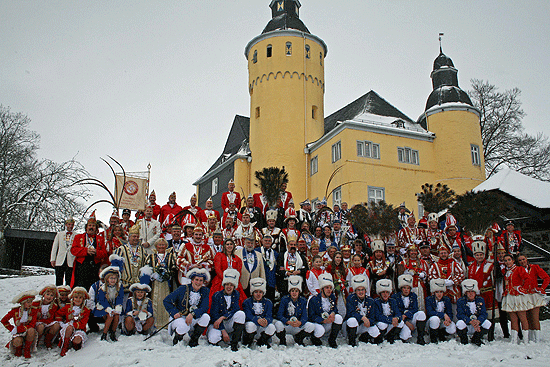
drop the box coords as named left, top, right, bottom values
left=533, top=330, right=540, bottom=343
left=528, top=330, right=534, bottom=342
left=510, top=330, right=518, bottom=344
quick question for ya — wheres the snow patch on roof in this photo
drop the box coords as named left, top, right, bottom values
left=344, top=112, right=428, bottom=133
left=473, top=168, right=550, bottom=209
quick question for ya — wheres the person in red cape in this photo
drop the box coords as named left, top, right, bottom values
left=148, top=190, right=161, bottom=220
left=160, top=192, right=183, bottom=225
left=70, top=211, right=108, bottom=290
left=221, top=179, right=242, bottom=213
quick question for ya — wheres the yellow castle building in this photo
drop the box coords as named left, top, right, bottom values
left=194, top=0, right=485, bottom=214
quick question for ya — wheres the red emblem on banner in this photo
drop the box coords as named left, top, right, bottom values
left=124, top=180, right=139, bottom=196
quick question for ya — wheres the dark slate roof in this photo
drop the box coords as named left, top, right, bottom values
left=433, top=49, right=455, bottom=70
left=200, top=115, right=250, bottom=180
left=323, top=90, right=414, bottom=135
left=425, top=86, right=473, bottom=111
left=262, top=13, right=310, bottom=34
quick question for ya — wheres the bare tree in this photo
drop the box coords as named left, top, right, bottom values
left=0, top=105, right=90, bottom=233
left=469, top=79, right=550, bottom=181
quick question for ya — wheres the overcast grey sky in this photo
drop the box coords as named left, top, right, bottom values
left=2, top=0, right=549, bottom=224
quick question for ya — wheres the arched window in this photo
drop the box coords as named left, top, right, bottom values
left=267, top=45, right=272, bottom=58
left=286, top=42, right=292, bottom=56
left=252, top=50, right=257, bottom=64
left=305, top=44, right=310, bottom=59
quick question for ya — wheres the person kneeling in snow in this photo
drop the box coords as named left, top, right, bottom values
left=242, top=278, right=276, bottom=348
left=456, top=279, right=491, bottom=346
left=164, top=268, right=211, bottom=347
left=392, top=274, right=427, bottom=344
left=374, top=279, right=404, bottom=344
left=274, top=275, right=315, bottom=346
left=1, top=290, right=38, bottom=358
left=345, top=274, right=380, bottom=346
left=208, top=269, right=246, bottom=351
left=124, top=266, right=155, bottom=336
left=95, top=262, right=125, bottom=342
left=57, top=287, right=91, bottom=356
left=426, top=278, right=456, bottom=343
left=307, top=273, right=343, bottom=348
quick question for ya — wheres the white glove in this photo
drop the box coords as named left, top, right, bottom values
left=419, top=272, right=426, bottom=279
left=151, top=273, right=160, bottom=281
left=444, top=279, right=454, bottom=287
left=400, top=248, right=407, bottom=255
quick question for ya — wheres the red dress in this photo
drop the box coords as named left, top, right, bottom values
left=209, top=252, right=247, bottom=307
left=502, top=265, right=530, bottom=312
left=524, top=264, right=550, bottom=308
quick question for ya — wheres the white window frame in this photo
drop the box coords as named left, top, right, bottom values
left=357, top=140, right=380, bottom=159
left=368, top=186, right=385, bottom=204
left=471, top=144, right=481, bottom=166
left=310, top=156, right=318, bottom=176
left=398, top=146, right=419, bottom=165
left=332, top=141, right=341, bottom=163
left=212, top=177, right=218, bottom=196
left=332, top=187, right=342, bottom=207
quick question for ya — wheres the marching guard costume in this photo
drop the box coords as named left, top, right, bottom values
left=243, top=278, right=276, bottom=347
left=456, top=279, right=491, bottom=346
left=2, top=290, right=38, bottom=358
left=374, top=279, right=404, bottom=344
left=164, top=268, right=211, bottom=347
left=57, top=287, right=91, bottom=356
left=426, top=279, right=456, bottom=343
left=392, top=274, right=427, bottom=344
left=345, top=274, right=380, bottom=346
left=307, top=273, right=343, bottom=348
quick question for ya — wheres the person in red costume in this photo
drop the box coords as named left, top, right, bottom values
left=182, top=193, right=202, bottom=216
left=160, top=192, right=183, bottom=225
left=518, top=254, right=550, bottom=343
left=70, top=211, right=108, bottom=290
left=2, top=290, right=38, bottom=358
left=148, top=190, right=161, bottom=220
left=501, top=254, right=531, bottom=344
left=209, top=238, right=247, bottom=307
left=221, top=179, right=241, bottom=213
left=498, top=221, right=522, bottom=257
left=428, top=245, right=464, bottom=303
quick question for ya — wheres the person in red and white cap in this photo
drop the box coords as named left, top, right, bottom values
left=136, top=204, right=161, bottom=256
left=177, top=224, right=215, bottom=285
left=221, top=179, right=242, bottom=213
left=147, top=190, right=161, bottom=220
left=160, top=192, right=183, bottom=225
left=33, top=285, right=61, bottom=349
left=197, top=197, right=221, bottom=226
left=397, top=213, right=423, bottom=255
left=234, top=211, right=260, bottom=248
left=442, top=213, right=474, bottom=266
left=280, top=207, right=300, bottom=250
left=51, top=216, right=76, bottom=286
left=57, top=287, right=91, bottom=356
left=423, top=213, right=442, bottom=256
left=182, top=193, right=201, bottom=216
left=240, top=194, right=264, bottom=229
left=428, top=244, right=465, bottom=304
left=1, top=290, right=38, bottom=358
left=498, top=220, right=522, bottom=257
left=222, top=202, right=241, bottom=230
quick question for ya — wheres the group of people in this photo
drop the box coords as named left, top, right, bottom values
left=4, top=180, right=548, bottom=359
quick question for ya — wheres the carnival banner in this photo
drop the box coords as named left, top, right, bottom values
left=115, top=174, right=148, bottom=211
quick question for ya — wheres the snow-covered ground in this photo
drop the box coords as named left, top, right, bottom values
left=1, top=274, right=549, bottom=367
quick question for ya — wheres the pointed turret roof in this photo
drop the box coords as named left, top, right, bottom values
left=263, top=0, right=309, bottom=34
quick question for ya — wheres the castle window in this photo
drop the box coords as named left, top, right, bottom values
left=212, top=177, right=218, bottom=196
left=368, top=186, right=385, bottom=204
left=471, top=144, right=481, bottom=166
left=255, top=107, right=260, bottom=119
left=320, top=52, right=323, bottom=65
left=252, top=50, right=257, bottom=64
left=286, top=42, right=292, bottom=56
left=357, top=140, right=380, bottom=159
left=331, top=141, right=341, bottom=163
left=312, top=105, right=318, bottom=119
left=267, top=45, right=272, bottom=58
left=310, top=156, right=318, bottom=175
left=398, top=146, right=419, bottom=165
left=332, top=187, right=341, bottom=207
left=305, top=44, right=310, bottom=59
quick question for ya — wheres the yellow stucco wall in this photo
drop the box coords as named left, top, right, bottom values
left=427, top=109, right=486, bottom=193
left=233, top=157, right=252, bottom=197
left=246, top=32, right=326, bottom=202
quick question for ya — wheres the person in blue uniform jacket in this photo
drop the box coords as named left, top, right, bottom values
left=307, top=273, right=343, bottom=348
left=345, top=274, right=381, bottom=346
left=274, top=275, right=315, bottom=346
left=208, top=269, right=246, bottom=351
left=242, top=277, right=276, bottom=348
left=163, top=268, right=211, bottom=347
left=374, top=279, right=404, bottom=344
left=392, top=274, right=427, bottom=344
left=456, top=279, right=491, bottom=346
left=95, top=265, right=125, bottom=342
left=123, top=266, right=155, bottom=336
left=426, top=278, right=456, bottom=343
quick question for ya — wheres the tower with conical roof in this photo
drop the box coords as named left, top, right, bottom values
left=245, top=0, right=327, bottom=201
left=418, top=47, right=486, bottom=193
